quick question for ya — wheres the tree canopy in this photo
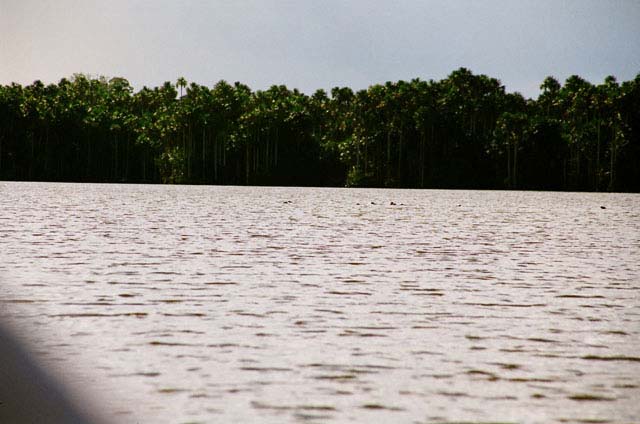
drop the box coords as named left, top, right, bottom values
left=1, top=69, right=638, bottom=191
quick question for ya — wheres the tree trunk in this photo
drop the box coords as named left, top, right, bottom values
left=214, top=133, right=218, bottom=182
left=386, top=130, right=391, bottom=184
left=609, top=138, right=616, bottom=191
left=86, top=132, right=91, bottom=181
left=397, top=128, right=403, bottom=185
left=596, top=119, right=601, bottom=191
left=114, top=133, right=118, bottom=182
left=513, top=137, right=518, bottom=189
left=0, top=135, right=3, bottom=177
left=266, top=137, right=270, bottom=171
left=202, top=127, right=206, bottom=183
left=124, top=134, right=130, bottom=181
left=506, top=139, right=511, bottom=189
left=245, top=143, right=250, bottom=185
left=44, top=126, right=49, bottom=179
left=420, top=132, right=425, bottom=188
left=275, top=128, right=279, bottom=167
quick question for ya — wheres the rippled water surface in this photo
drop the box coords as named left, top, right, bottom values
left=1, top=182, right=639, bottom=424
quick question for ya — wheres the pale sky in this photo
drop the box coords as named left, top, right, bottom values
left=1, top=0, right=639, bottom=98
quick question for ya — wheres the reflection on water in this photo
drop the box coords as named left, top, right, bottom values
left=1, top=182, right=639, bottom=424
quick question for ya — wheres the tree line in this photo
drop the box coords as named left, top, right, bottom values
left=1, top=68, right=638, bottom=191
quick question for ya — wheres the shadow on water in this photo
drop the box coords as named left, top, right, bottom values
left=0, top=318, right=109, bottom=424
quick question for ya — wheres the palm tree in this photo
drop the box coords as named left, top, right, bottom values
left=176, top=77, right=187, bottom=98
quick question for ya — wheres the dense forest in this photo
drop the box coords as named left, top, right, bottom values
left=1, top=68, right=639, bottom=191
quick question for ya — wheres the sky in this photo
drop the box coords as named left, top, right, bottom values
left=1, top=0, right=639, bottom=99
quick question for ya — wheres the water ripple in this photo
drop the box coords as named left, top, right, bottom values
left=1, top=183, right=639, bottom=424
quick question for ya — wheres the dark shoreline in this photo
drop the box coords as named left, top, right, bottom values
left=2, top=69, right=639, bottom=192
left=3, top=179, right=639, bottom=195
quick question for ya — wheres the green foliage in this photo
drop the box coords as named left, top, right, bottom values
left=0, top=70, right=639, bottom=191
left=156, top=146, right=185, bottom=184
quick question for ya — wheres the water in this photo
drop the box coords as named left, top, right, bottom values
left=1, top=181, right=639, bottom=424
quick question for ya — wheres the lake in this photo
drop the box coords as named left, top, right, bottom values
left=0, top=182, right=639, bottom=424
